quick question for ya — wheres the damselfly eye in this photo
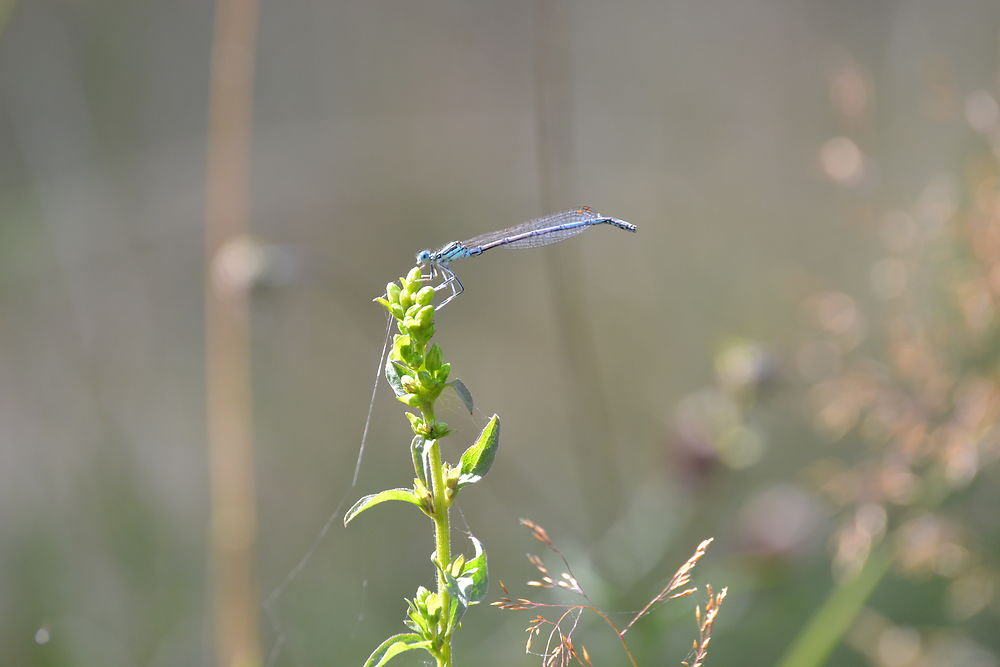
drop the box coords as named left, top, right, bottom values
left=416, top=250, right=432, bottom=263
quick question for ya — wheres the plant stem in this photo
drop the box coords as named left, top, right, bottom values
left=429, top=440, right=452, bottom=587
left=776, top=540, right=895, bottom=667
left=426, top=418, right=453, bottom=666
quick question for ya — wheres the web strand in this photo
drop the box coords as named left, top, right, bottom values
left=354, top=313, right=393, bottom=486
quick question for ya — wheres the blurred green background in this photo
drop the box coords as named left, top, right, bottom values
left=3, top=0, right=1000, bottom=665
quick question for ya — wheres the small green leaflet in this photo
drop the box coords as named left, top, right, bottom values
left=449, top=379, right=474, bottom=414
left=344, top=488, right=421, bottom=526
left=458, top=414, right=500, bottom=489
left=362, top=633, right=432, bottom=667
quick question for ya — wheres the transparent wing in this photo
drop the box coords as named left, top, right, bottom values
left=502, top=224, right=589, bottom=249
left=459, top=208, right=603, bottom=250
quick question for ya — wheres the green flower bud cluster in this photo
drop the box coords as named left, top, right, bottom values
left=376, top=267, right=452, bottom=439
left=406, top=586, right=445, bottom=649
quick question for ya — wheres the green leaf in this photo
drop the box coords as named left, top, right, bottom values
left=460, top=535, right=489, bottom=604
left=449, top=379, right=474, bottom=414
left=392, top=334, right=419, bottom=367
left=421, top=439, right=437, bottom=485
left=344, top=488, right=422, bottom=526
left=363, top=633, right=432, bottom=667
left=410, top=436, right=430, bottom=485
left=385, top=358, right=409, bottom=398
left=398, top=393, right=422, bottom=408
left=442, top=535, right=489, bottom=624
left=458, top=415, right=500, bottom=488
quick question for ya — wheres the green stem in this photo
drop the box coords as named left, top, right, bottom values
left=776, top=540, right=895, bottom=667
left=425, top=409, right=453, bottom=666
left=429, top=440, right=451, bottom=587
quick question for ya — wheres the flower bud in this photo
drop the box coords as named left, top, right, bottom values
left=436, top=363, right=451, bottom=383
left=425, top=344, right=443, bottom=370
left=417, top=304, right=436, bottom=326
left=405, top=412, right=424, bottom=433
left=415, top=286, right=436, bottom=306
left=428, top=421, right=451, bottom=439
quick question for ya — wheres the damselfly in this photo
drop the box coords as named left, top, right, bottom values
left=414, top=206, right=637, bottom=308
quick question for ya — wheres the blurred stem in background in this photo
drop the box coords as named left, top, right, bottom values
left=776, top=541, right=895, bottom=667
left=204, top=0, right=262, bottom=665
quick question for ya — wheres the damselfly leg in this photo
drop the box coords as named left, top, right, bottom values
left=417, top=262, right=463, bottom=309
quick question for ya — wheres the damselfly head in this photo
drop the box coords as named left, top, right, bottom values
left=416, top=249, right=433, bottom=263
